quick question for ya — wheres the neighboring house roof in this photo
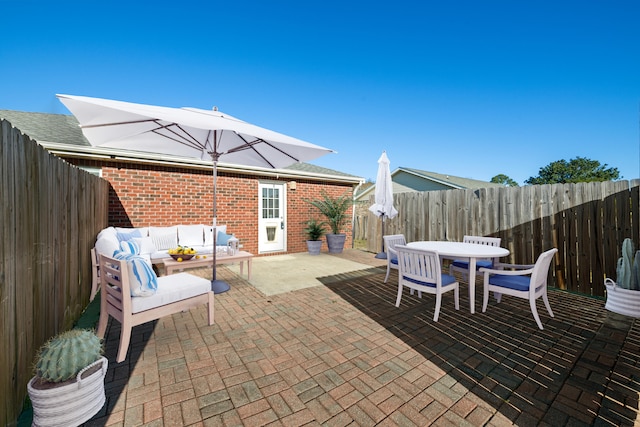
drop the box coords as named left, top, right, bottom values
left=355, top=166, right=503, bottom=201
left=0, top=110, right=362, bottom=184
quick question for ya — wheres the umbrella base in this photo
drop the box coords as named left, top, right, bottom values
left=375, top=252, right=387, bottom=259
left=211, top=279, right=230, bottom=294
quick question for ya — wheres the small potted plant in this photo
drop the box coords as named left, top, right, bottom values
left=605, top=238, right=640, bottom=318
left=308, top=191, right=351, bottom=253
left=27, top=329, right=107, bottom=427
left=304, top=219, right=326, bottom=255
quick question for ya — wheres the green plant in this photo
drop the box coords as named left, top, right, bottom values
left=307, top=191, right=351, bottom=234
left=616, top=238, right=640, bottom=290
left=304, top=219, right=327, bottom=241
left=34, top=329, right=103, bottom=382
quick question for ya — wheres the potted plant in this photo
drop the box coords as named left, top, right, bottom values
left=304, top=219, right=326, bottom=255
left=308, top=191, right=351, bottom=253
left=604, top=238, right=640, bottom=318
left=27, top=329, right=107, bottom=427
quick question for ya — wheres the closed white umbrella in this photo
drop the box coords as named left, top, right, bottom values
left=368, top=151, right=398, bottom=259
left=57, top=94, right=335, bottom=292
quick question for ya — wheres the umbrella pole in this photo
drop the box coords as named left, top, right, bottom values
left=375, top=214, right=387, bottom=259
left=210, top=157, right=230, bottom=294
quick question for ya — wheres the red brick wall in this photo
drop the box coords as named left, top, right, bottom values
left=70, top=159, right=354, bottom=255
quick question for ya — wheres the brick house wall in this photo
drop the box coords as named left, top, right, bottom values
left=70, top=159, right=355, bottom=255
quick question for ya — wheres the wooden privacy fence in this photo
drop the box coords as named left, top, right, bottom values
left=360, top=180, right=640, bottom=297
left=0, top=119, right=109, bottom=426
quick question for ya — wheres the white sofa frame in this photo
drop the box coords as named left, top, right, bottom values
left=96, top=254, right=215, bottom=363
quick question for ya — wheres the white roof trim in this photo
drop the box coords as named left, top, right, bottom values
left=41, top=142, right=363, bottom=184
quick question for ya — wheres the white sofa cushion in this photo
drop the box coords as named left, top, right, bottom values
left=149, top=226, right=178, bottom=250
left=178, top=224, right=205, bottom=247
left=131, top=272, right=211, bottom=313
left=95, top=227, right=119, bottom=258
left=95, top=225, right=227, bottom=264
left=132, top=237, right=157, bottom=255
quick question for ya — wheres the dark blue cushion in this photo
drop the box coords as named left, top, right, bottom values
left=451, top=259, right=493, bottom=270
left=390, top=258, right=398, bottom=265
left=488, top=274, right=531, bottom=291
left=402, top=273, right=456, bottom=288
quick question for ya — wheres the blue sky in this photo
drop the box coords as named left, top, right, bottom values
left=2, top=0, right=639, bottom=184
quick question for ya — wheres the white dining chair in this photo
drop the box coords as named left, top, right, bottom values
left=479, top=248, right=558, bottom=330
left=383, top=234, right=406, bottom=283
left=395, top=245, right=459, bottom=321
left=449, top=235, right=502, bottom=283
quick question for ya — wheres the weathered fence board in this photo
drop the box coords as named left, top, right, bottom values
left=359, top=180, right=640, bottom=297
left=1, top=119, right=109, bottom=426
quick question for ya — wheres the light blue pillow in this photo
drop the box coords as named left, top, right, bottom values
left=217, top=231, right=233, bottom=246
left=116, top=229, right=142, bottom=242
left=112, top=250, right=158, bottom=297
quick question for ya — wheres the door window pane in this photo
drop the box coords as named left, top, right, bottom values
left=262, top=187, right=280, bottom=219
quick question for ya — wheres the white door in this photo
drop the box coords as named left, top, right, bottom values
left=258, top=182, right=286, bottom=253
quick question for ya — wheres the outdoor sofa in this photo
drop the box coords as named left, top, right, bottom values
left=91, top=224, right=234, bottom=300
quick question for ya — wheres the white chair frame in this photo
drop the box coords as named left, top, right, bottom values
left=97, top=254, right=214, bottom=362
left=90, top=248, right=100, bottom=302
left=480, top=248, right=558, bottom=330
left=383, top=234, right=406, bottom=283
left=449, top=235, right=502, bottom=282
left=395, top=245, right=459, bottom=322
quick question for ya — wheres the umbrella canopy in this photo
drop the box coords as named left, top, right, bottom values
left=57, top=94, right=332, bottom=167
left=368, top=151, right=398, bottom=259
left=368, top=151, right=398, bottom=219
left=57, top=94, right=335, bottom=292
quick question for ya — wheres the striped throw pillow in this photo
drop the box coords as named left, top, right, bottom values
left=119, top=240, right=141, bottom=255
left=113, top=251, right=158, bottom=297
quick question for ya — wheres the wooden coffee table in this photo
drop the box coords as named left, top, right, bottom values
left=163, top=251, right=253, bottom=279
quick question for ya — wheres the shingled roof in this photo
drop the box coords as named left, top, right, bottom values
left=0, top=110, right=90, bottom=146
left=355, top=166, right=502, bottom=201
left=399, top=167, right=503, bottom=190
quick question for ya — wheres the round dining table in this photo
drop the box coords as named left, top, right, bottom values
left=407, top=241, right=510, bottom=313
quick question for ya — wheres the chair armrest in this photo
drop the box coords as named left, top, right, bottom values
left=496, top=262, right=535, bottom=270
left=479, top=263, right=535, bottom=276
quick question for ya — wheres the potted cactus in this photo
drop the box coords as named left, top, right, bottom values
left=604, top=238, right=640, bottom=317
left=27, top=329, right=107, bottom=426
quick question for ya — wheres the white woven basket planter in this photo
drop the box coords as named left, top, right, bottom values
left=605, top=278, right=640, bottom=318
left=27, top=356, right=108, bottom=427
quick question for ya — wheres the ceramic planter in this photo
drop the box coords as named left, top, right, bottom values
left=326, top=233, right=346, bottom=254
left=27, top=356, right=108, bottom=427
left=306, top=240, right=322, bottom=255
left=604, top=278, right=640, bottom=318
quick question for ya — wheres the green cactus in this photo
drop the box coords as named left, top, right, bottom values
left=34, top=329, right=103, bottom=382
left=616, top=238, right=640, bottom=290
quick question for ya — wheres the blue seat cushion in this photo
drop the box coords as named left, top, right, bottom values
left=402, top=274, right=456, bottom=287
left=451, top=259, right=493, bottom=270
left=390, top=257, right=398, bottom=265
left=488, top=274, right=531, bottom=291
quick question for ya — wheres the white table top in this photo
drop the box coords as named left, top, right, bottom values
left=407, top=241, right=509, bottom=258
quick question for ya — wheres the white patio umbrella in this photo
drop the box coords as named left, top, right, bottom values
left=57, top=94, right=335, bottom=293
left=368, top=151, right=398, bottom=259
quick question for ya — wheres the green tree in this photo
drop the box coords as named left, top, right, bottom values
left=491, top=174, right=519, bottom=187
left=525, top=157, right=620, bottom=185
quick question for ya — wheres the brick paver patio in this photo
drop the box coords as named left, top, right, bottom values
left=87, top=250, right=639, bottom=426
